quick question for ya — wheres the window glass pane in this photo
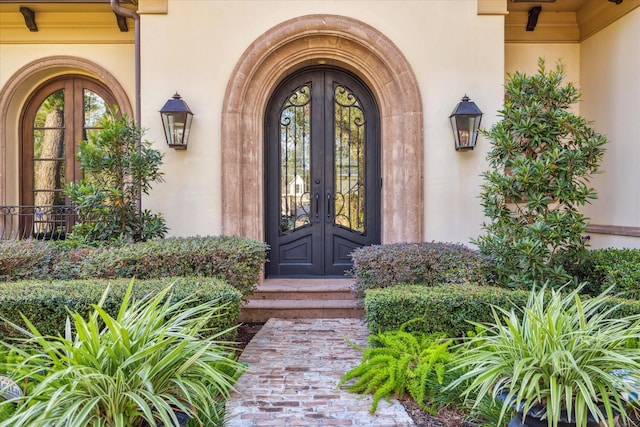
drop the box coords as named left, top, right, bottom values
left=279, top=84, right=312, bottom=233
left=33, top=191, right=66, bottom=207
left=334, top=84, right=366, bottom=233
left=33, top=129, right=64, bottom=160
left=33, top=90, right=65, bottom=162
left=33, top=90, right=64, bottom=128
left=33, top=159, right=65, bottom=206
left=84, top=89, right=108, bottom=127
left=34, top=159, right=65, bottom=191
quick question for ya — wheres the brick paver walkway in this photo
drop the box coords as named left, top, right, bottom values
left=225, top=318, right=415, bottom=426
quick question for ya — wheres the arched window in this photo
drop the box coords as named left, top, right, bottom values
left=17, top=76, right=117, bottom=239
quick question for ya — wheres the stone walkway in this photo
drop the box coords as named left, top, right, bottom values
left=225, top=318, right=415, bottom=426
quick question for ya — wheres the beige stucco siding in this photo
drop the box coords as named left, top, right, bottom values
left=505, top=43, right=581, bottom=100
left=141, top=0, right=505, bottom=243
left=579, top=7, right=640, bottom=248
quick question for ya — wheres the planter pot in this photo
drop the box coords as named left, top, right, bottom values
left=498, top=390, right=618, bottom=427
left=141, top=412, right=190, bottom=427
left=508, top=412, right=604, bottom=427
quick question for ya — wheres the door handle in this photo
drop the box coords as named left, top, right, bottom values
left=327, top=192, right=332, bottom=219
left=315, top=193, right=319, bottom=217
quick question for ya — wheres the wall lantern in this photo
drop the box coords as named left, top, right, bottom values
left=449, top=95, right=483, bottom=151
left=160, top=93, right=193, bottom=150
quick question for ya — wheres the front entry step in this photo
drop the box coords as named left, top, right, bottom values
left=239, top=278, right=363, bottom=322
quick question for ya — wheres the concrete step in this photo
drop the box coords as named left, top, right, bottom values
left=250, top=279, right=354, bottom=300
left=240, top=278, right=363, bottom=322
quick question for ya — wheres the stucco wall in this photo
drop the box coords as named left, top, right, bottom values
left=579, top=8, right=640, bottom=249
left=140, top=0, right=505, bottom=244
left=505, top=43, right=580, bottom=97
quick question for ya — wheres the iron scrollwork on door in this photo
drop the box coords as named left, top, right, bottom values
left=279, top=83, right=312, bottom=234
left=333, top=84, right=366, bottom=234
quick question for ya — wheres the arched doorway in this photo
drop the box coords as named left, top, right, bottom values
left=265, top=67, right=381, bottom=277
left=221, top=14, right=424, bottom=251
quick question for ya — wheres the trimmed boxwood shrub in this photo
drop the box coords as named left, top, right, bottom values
left=566, top=248, right=640, bottom=299
left=0, top=240, right=57, bottom=281
left=68, top=236, right=267, bottom=296
left=0, top=276, right=242, bottom=340
left=365, top=284, right=640, bottom=338
left=0, top=236, right=267, bottom=297
left=351, top=242, right=495, bottom=298
left=364, top=284, right=529, bottom=337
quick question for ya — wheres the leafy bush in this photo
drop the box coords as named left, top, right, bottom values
left=364, top=284, right=530, bottom=337
left=566, top=248, right=640, bottom=299
left=364, top=284, right=640, bottom=338
left=339, top=320, right=456, bottom=414
left=66, top=110, right=167, bottom=244
left=351, top=242, right=495, bottom=298
left=0, top=277, right=241, bottom=340
left=0, top=236, right=268, bottom=297
left=474, top=59, right=607, bottom=289
left=0, top=282, right=246, bottom=426
left=70, top=236, right=267, bottom=296
left=0, top=240, right=56, bottom=281
left=450, top=286, right=640, bottom=427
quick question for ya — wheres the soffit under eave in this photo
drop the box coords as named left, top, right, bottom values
left=0, top=7, right=134, bottom=43
left=505, top=0, right=640, bottom=43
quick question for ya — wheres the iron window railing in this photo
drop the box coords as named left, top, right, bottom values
left=0, top=205, right=76, bottom=241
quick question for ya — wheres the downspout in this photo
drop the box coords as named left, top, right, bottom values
left=110, top=0, right=140, bottom=125
left=110, top=0, right=141, bottom=214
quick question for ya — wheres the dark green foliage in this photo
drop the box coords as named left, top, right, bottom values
left=66, top=110, right=167, bottom=244
left=67, top=236, right=267, bottom=296
left=0, top=403, right=14, bottom=422
left=350, top=242, right=495, bottom=298
left=474, top=59, right=607, bottom=289
left=0, top=236, right=267, bottom=297
left=0, top=240, right=56, bottom=281
left=365, top=284, right=640, bottom=338
left=0, top=277, right=241, bottom=341
left=566, top=248, right=640, bottom=299
left=365, top=284, right=531, bottom=337
left=339, top=321, right=455, bottom=413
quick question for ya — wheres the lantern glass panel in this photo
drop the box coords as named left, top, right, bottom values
left=162, top=112, right=187, bottom=146
left=457, top=116, right=473, bottom=148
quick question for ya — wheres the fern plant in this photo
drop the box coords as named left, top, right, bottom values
left=339, top=319, right=455, bottom=413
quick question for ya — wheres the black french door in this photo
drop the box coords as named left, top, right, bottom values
left=265, top=67, right=381, bottom=277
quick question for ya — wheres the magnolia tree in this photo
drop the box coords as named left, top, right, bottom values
left=66, top=111, right=167, bottom=244
left=474, top=59, right=607, bottom=289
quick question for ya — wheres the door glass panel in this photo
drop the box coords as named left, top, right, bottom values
left=34, top=160, right=65, bottom=191
left=84, top=89, right=108, bottom=127
left=279, top=83, right=311, bottom=234
left=334, top=84, right=366, bottom=233
left=84, top=89, right=109, bottom=146
left=33, top=91, right=65, bottom=207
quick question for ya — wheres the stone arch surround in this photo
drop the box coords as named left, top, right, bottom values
left=221, top=14, right=424, bottom=243
left=0, top=56, right=133, bottom=205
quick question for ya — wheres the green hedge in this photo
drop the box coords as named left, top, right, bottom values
left=0, top=240, right=57, bottom=282
left=351, top=242, right=495, bottom=298
left=0, top=277, right=242, bottom=341
left=566, top=248, right=640, bottom=299
left=0, top=236, right=268, bottom=297
left=364, top=284, right=529, bottom=337
left=365, top=284, right=640, bottom=337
